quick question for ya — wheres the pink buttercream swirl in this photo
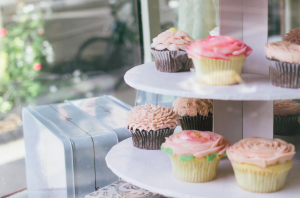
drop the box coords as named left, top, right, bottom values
left=150, top=29, right=195, bottom=51
left=227, top=137, right=295, bottom=168
left=162, top=130, right=231, bottom=158
left=186, top=36, right=253, bottom=61
left=173, top=97, right=213, bottom=117
left=274, top=100, right=300, bottom=115
left=265, top=41, right=300, bottom=64
left=127, top=104, right=180, bottom=131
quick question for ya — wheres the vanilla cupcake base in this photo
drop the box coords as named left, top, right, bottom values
left=231, top=160, right=293, bottom=193
left=169, top=156, right=220, bottom=183
left=191, top=55, right=246, bottom=86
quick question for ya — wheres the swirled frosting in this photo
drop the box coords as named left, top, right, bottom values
left=227, top=137, right=295, bottom=168
left=173, top=97, right=213, bottom=117
left=186, top=36, right=253, bottom=61
left=162, top=130, right=231, bottom=158
left=127, top=104, right=180, bottom=131
left=150, top=27, right=195, bottom=51
left=274, top=100, right=300, bottom=115
left=284, top=28, right=300, bottom=45
left=265, top=41, right=300, bottom=64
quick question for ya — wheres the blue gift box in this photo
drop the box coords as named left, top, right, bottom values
left=23, top=96, right=131, bottom=198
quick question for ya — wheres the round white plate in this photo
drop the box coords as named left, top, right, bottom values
left=106, top=138, right=300, bottom=198
left=124, top=62, right=300, bottom=101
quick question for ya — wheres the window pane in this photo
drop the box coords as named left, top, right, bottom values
left=0, top=0, right=140, bottom=196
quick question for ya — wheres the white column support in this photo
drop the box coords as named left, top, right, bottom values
left=219, top=0, right=243, bottom=40
left=220, top=0, right=268, bottom=75
left=214, top=100, right=274, bottom=143
left=243, top=101, right=274, bottom=139
left=141, top=0, right=161, bottom=63
left=213, top=100, right=243, bottom=144
left=242, top=0, right=268, bottom=75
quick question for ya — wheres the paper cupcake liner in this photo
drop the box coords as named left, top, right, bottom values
left=274, top=115, right=300, bottom=136
left=150, top=49, right=194, bottom=73
left=129, top=127, right=174, bottom=150
left=268, top=59, right=300, bottom=88
left=169, top=156, right=220, bottom=183
left=231, top=161, right=293, bottom=193
left=180, top=113, right=213, bottom=131
left=191, top=55, right=246, bottom=85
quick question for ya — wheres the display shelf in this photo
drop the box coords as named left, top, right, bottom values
left=124, top=62, right=300, bottom=101
left=106, top=138, right=300, bottom=198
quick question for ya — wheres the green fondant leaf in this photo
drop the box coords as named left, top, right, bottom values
left=179, top=155, right=195, bottom=161
left=161, top=145, right=174, bottom=156
left=165, top=148, right=174, bottom=156
left=206, top=153, right=218, bottom=162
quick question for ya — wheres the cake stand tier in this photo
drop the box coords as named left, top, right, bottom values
left=106, top=138, right=300, bottom=198
left=124, top=62, right=300, bottom=101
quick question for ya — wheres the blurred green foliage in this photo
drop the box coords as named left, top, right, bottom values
left=0, top=4, right=49, bottom=114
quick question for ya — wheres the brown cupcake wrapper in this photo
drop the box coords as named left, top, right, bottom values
left=180, top=114, right=213, bottom=131
left=274, top=115, right=300, bottom=136
left=128, top=127, right=175, bottom=150
left=150, top=49, right=194, bottom=73
left=268, top=59, right=300, bottom=88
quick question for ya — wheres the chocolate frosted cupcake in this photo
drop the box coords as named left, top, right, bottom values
left=274, top=100, right=300, bottom=136
left=127, top=104, right=180, bottom=150
left=265, top=41, right=300, bottom=88
left=173, top=97, right=213, bottom=131
left=150, top=28, right=195, bottom=73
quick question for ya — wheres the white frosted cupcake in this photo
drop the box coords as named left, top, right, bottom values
left=151, top=27, right=195, bottom=73
left=227, top=137, right=295, bottom=193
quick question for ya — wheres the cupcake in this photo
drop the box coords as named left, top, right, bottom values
left=284, top=28, right=300, bottom=45
left=265, top=41, right=300, bottom=88
left=150, top=27, right=195, bottom=73
left=274, top=100, right=300, bottom=136
left=186, top=36, right=253, bottom=85
left=161, top=130, right=230, bottom=183
left=173, top=97, right=213, bottom=131
left=227, top=137, right=295, bottom=193
left=127, top=104, right=180, bottom=150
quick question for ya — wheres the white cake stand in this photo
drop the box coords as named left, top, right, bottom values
left=105, top=62, right=300, bottom=197
left=106, top=138, right=300, bottom=198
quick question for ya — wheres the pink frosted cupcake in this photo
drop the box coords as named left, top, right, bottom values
left=227, top=137, right=295, bottom=193
left=173, top=97, right=213, bottom=131
left=151, top=27, right=195, bottom=73
left=161, top=131, right=230, bottom=183
left=186, top=36, right=253, bottom=85
left=265, top=41, right=300, bottom=88
left=127, top=104, right=180, bottom=150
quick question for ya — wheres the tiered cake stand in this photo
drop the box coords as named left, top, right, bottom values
left=105, top=62, right=300, bottom=198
